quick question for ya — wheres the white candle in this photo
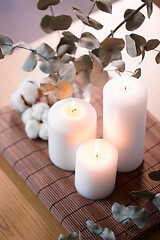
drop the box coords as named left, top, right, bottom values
left=48, top=98, right=97, bottom=171
left=103, top=76, right=147, bottom=172
left=75, top=139, right=118, bottom=200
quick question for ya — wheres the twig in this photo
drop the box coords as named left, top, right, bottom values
left=107, top=3, right=146, bottom=38
left=50, top=5, right=61, bottom=39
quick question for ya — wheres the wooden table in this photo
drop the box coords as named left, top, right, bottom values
left=0, top=1, right=160, bottom=239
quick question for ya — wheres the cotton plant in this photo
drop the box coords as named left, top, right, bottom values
left=11, top=77, right=49, bottom=140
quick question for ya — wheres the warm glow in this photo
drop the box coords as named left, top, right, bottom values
left=95, top=140, right=100, bottom=158
left=123, top=77, right=128, bottom=91
left=71, top=100, right=77, bottom=112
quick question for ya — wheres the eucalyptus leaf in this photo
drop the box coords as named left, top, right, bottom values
left=145, top=39, right=160, bottom=51
left=101, top=38, right=125, bottom=51
left=141, top=0, right=153, bottom=18
left=90, top=69, right=109, bottom=86
left=111, top=203, right=129, bottom=224
left=124, top=9, right=145, bottom=31
left=41, top=15, right=72, bottom=33
left=72, top=7, right=103, bottom=30
left=68, top=232, right=80, bottom=239
left=40, top=76, right=57, bottom=95
left=58, top=63, right=76, bottom=83
left=100, top=228, right=116, bottom=240
left=79, top=32, right=100, bottom=50
left=153, top=193, right=160, bottom=210
left=86, top=220, right=102, bottom=235
left=96, top=0, right=112, bottom=14
left=57, top=37, right=76, bottom=56
left=131, top=190, right=155, bottom=201
left=127, top=206, right=148, bottom=229
left=54, top=79, right=73, bottom=99
left=125, top=35, right=137, bottom=57
left=148, top=169, right=160, bottom=181
left=77, top=70, right=90, bottom=85
left=22, top=52, right=37, bottom=72
left=99, top=48, right=111, bottom=67
left=131, top=68, right=141, bottom=79
left=39, top=61, right=52, bottom=73
left=58, top=234, right=68, bottom=240
left=111, top=60, right=125, bottom=72
left=0, top=48, right=4, bottom=59
left=62, top=31, right=79, bottom=42
left=37, top=0, right=60, bottom=10
left=36, top=43, right=55, bottom=60
left=155, top=52, right=160, bottom=64
left=63, top=54, right=75, bottom=63
left=89, top=52, right=103, bottom=70
left=141, top=48, right=145, bottom=63
left=74, top=55, right=93, bottom=73
left=130, top=34, right=146, bottom=56
left=0, top=34, right=13, bottom=54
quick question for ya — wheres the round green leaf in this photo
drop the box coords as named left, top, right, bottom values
left=99, top=48, right=111, bottom=67
left=86, top=220, right=102, bottom=235
left=57, top=44, right=72, bottom=57
left=111, top=203, right=129, bottom=224
left=96, top=0, right=112, bottom=14
left=77, top=71, right=90, bottom=85
left=156, top=52, right=160, bottom=64
left=125, top=35, right=137, bottom=57
left=131, top=68, right=141, bottom=79
left=57, top=37, right=76, bottom=56
left=111, top=60, right=125, bottom=72
left=79, top=32, right=100, bottom=50
left=131, top=190, right=155, bottom=202
left=63, top=54, right=75, bottom=63
left=90, top=69, right=109, bottom=86
left=124, top=9, right=145, bottom=31
left=62, top=31, right=79, bottom=42
left=149, top=169, right=160, bottom=180
left=39, top=61, right=52, bottom=73
left=22, top=52, right=37, bottom=72
left=37, top=0, right=60, bottom=10
left=0, top=48, right=4, bottom=59
left=41, top=15, right=72, bottom=33
left=74, top=55, right=93, bottom=73
left=0, top=34, right=13, bottom=54
left=127, top=206, right=148, bottom=229
left=88, top=16, right=103, bottom=30
left=130, top=34, right=146, bottom=56
left=145, top=39, right=160, bottom=51
left=68, top=232, right=80, bottom=239
left=142, top=0, right=153, bottom=18
left=54, top=79, right=73, bottom=99
left=89, top=52, right=103, bottom=70
left=58, top=63, right=76, bottom=83
left=153, top=193, right=160, bottom=210
left=36, top=43, right=55, bottom=60
left=101, top=38, right=125, bottom=51
left=100, top=228, right=116, bottom=240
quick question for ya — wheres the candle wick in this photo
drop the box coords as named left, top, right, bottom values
left=124, top=86, right=126, bottom=90
left=96, top=153, right=99, bottom=158
left=72, top=108, right=76, bottom=112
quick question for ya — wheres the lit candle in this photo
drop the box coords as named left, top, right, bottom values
left=103, top=76, right=147, bottom=172
left=48, top=98, right=97, bottom=171
left=75, top=139, right=118, bottom=200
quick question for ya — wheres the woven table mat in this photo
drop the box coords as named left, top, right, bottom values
left=0, top=86, right=159, bottom=240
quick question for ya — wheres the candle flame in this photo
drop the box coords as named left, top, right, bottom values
left=95, top=140, right=99, bottom=158
left=123, top=76, right=128, bottom=91
left=71, top=100, right=77, bottom=112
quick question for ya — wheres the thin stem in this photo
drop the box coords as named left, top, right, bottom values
left=154, top=49, right=160, bottom=52
left=2, top=43, right=49, bottom=61
left=107, top=3, right=146, bottom=38
left=50, top=5, right=61, bottom=39
left=107, top=69, right=133, bottom=74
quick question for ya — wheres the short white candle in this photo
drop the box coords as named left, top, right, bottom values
left=103, top=76, right=147, bottom=172
left=48, top=98, right=97, bottom=171
left=75, top=139, right=118, bottom=200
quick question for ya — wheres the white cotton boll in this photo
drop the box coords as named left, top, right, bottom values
left=22, top=107, right=33, bottom=124
left=23, top=77, right=37, bottom=84
left=42, top=108, right=49, bottom=123
left=25, top=119, right=40, bottom=139
left=32, top=102, right=49, bottom=121
left=19, top=79, right=38, bottom=105
left=39, top=123, right=48, bottom=140
left=11, top=90, right=28, bottom=113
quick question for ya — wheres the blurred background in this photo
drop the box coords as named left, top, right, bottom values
left=0, top=0, right=118, bottom=43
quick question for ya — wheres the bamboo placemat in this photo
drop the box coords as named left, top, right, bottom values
left=0, top=87, right=159, bottom=239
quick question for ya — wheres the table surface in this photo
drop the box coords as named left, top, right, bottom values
left=0, top=1, right=160, bottom=239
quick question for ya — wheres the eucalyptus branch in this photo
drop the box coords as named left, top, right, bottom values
left=107, top=3, right=146, bottom=38
left=154, top=49, right=160, bottom=52
left=2, top=43, right=50, bottom=62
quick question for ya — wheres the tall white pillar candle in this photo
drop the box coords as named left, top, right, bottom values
left=75, top=139, right=118, bottom=200
left=48, top=98, right=97, bottom=171
left=103, top=76, right=147, bottom=172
